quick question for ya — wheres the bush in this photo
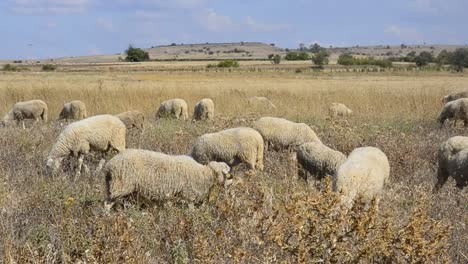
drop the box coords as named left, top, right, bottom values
left=268, top=54, right=281, bottom=64
left=42, top=64, right=57, bottom=71
left=2, top=64, right=20, bottom=72
left=125, top=45, right=150, bottom=62
left=448, top=48, right=468, bottom=72
left=337, top=54, right=354, bottom=66
left=337, top=55, right=393, bottom=68
left=311, top=50, right=329, bottom=67
left=285, top=52, right=310, bottom=61
left=414, top=51, right=433, bottom=67
left=217, top=60, right=239, bottom=68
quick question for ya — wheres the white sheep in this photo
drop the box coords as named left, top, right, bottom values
left=116, top=110, right=145, bottom=130
left=46, top=114, right=126, bottom=177
left=438, top=98, right=468, bottom=127
left=103, top=149, right=231, bottom=210
left=193, top=98, right=214, bottom=121
left=190, top=127, right=264, bottom=171
left=156, top=98, right=188, bottom=120
left=334, top=147, right=390, bottom=207
left=296, top=142, right=346, bottom=181
left=2, top=100, right=48, bottom=128
left=435, top=136, right=468, bottom=191
left=247, top=96, right=276, bottom=110
left=442, top=91, right=468, bottom=104
left=329, top=103, right=352, bottom=118
left=58, top=100, right=87, bottom=120
left=252, top=117, right=321, bottom=151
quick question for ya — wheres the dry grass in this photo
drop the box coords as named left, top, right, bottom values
left=0, top=70, right=467, bottom=263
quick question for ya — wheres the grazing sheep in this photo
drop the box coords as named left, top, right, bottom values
left=193, top=98, right=214, bottom=121
left=156, top=98, right=188, bottom=120
left=252, top=117, right=321, bottom=151
left=334, top=147, right=390, bottom=207
left=46, top=115, right=126, bottom=176
left=296, top=142, right=346, bottom=181
left=442, top=91, right=468, bottom=104
left=103, top=149, right=231, bottom=210
left=58, top=100, right=87, bottom=120
left=438, top=98, right=468, bottom=127
left=116, top=110, right=145, bottom=130
left=435, top=136, right=468, bottom=191
left=191, top=127, right=264, bottom=171
left=329, top=103, right=352, bottom=118
left=248, top=96, right=276, bottom=110
left=2, top=100, right=48, bottom=128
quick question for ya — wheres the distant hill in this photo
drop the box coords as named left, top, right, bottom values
left=2, top=42, right=467, bottom=64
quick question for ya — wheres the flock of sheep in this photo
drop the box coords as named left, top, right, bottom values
left=1, top=91, right=467, bottom=211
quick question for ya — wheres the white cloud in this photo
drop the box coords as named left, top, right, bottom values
left=385, top=25, right=424, bottom=42
left=197, top=8, right=235, bottom=32
left=244, top=16, right=289, bottom=32
left=11, top=0, right=91, bottom=14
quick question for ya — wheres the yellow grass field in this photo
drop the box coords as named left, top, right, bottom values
left=0, top=69, right=467, bottom=263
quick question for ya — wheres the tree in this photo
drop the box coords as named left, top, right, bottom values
left=448, top=48, right=468, bottom=72
left=436, top=50, right=451, bottom=65
left=337, top=54, right=354, bottom=66
left=414, top=51, right=433, bottom=67
left=268, top=54, right=281, bottom=64
left=125, top=45, right=150, bottom=62
left=299, top=43, right=306, bottom=51
left=309, top=43, right=324, bottom=53
left=312, top=50, right=329, bottom=67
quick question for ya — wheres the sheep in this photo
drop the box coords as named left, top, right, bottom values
left=116, top=110, right=145, bottom=130
left=442, top=91, right=468, bottom=104
left=103, top=149, right=232, bottom=210
left=2, top=100, right=48, bottom=128
left=252, top=117, right=321, bottom=151
left=435, top=136, right=468, bottom=191
left=329, top=103, right=352, bottom=118
left=156, top=98, right=188, bottom=120
left=58, top=100, right=87, bottom=120
left=247, top=96, right=276, bottom=110
left=193, top=98, right=214, bottom=121
left=438, top=98, right=468, bottom=127
left=46, top=114, right=126, bottom=177
left=190, top=127, right=264, bottom=171
left=296, top=142, right=346, bottom=181
left=334, top=147, right=390, bottom=207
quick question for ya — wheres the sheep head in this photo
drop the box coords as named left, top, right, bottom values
left=208, top=161, right=232, bottom=186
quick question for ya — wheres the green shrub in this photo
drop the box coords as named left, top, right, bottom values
left=268, top=54, right=281, bottom=64
left=285, top=52, right=310, bottom=61
left=217, top=60, right=239, bottom=68
left=125, top=45, right=150, bottom=62
left=42, top=64, right=57, bottom=71
left=2, top=64, right=19, bottom=72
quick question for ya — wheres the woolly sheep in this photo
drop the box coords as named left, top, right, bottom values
left=193, top=98, right=214, bottom=121
left=58, top=100, right=87, bottom=120
left=435, top=136, right=468, bottom=191
left=248, top=96, right=276, bottom=110
left=296, top=142, right=346, bottom=181
left=103, top=149, right=231, bottom=210
left=438, top=98, right=468, bottom=127
left=190, top=127, right=264, bottom=171
left=334, top=147, right=390, bottom=207
left=329, top=103, right=352, bottom=118
left=2, top=100, right=48, bottom=128
left=46, top=114, right=126, bottom=176
left=252, top=117, right=321, bottom=151
left=442, top=91, right=468, bottom=104
left=156, top=98, right=188, bottom=120
left=116, top=110, right=145, bottom=130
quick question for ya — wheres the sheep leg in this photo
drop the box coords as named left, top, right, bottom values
left=95, top=159, right=106, bottom=176
left=21, top=120, right=25, bottom=130
left=433, top=166, right=449, bottom=192
left=75, top=155, right=85, bottom=180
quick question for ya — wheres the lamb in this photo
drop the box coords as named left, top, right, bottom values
left=435, top=136, right=468, bottom=191
left=116, top=110, right=145, bottom=130
left=296, top=142, right=346, bottom=181
left=58, top=100, right=87, bottom=120
left=442, top=91, right=468, bottom=104
left=190, top=127, right=264, bottom=171
left=193, top=98, right=214, bottom=121
left=329, top=103, right=352, bottom=118
left=248, top=96, right=276, bottom=110
left=334, top=147, right=390, bottom=207
left=46, top=115, right=126, bottom=177
left=103, top=149, right=231, bottom=210
left=437, top=98, right=468, bottom=127
left=156, top=98, right=188, bottom=120
left=2, top=100, right=48, bottom=128
left=252, top=117, right=321, bottom=151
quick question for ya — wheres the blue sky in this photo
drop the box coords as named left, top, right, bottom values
left=1, top=0, right=467, bottom=59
